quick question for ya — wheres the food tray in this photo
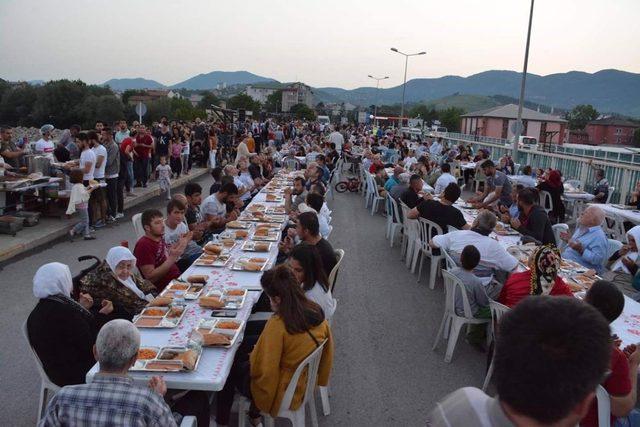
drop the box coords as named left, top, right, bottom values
left=251, top=231, right=280, bottom=241
left=220, top=230, right=249, bottom=240
left=161, top=280, right=205, bottom=300
left=194, top=253, right=231, bottom=267
left=131, top=345, right=202, bottom=372
left=241, top=241, right=273, bottom=252
left=193, top=318, right=245, bottom=348
left=247, top=204, right=266, bottom=212
left=265, top=207, right=286, bottom=215
left=201, top=289, right=247, bottom=309
left=230, top=257, right=270, bottom=273
left=264, top=195, right=284, bottom=203
left=133, top=305, right=187, bottom=328
left=226, top=221, right=251, bottom=229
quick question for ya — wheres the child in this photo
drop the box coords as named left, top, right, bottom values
left=449, top=245, right=491, bottom=346
left=181, top=130, right=191, bottom=175
left=66, top=168, right=95, bottom=240
left=155, top=156, right=172, bottom=200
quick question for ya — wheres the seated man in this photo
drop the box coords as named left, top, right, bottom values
left=400, top=174, right=424, bottom=209
left=305, top=162, right=326, bottom=194
left=299, top=192, right=331, bottom=239
left=430, top=210, right=518, bottom=277
left=407, top=182, right=469, bottom=232
left=133, top=209, right=185, bottom=292
left=560, top=205, right=608, bottom=274
left=468, top=159, right=513, bottom=209
left=201, top=182, right=240, bottom=232
left=224, top=164, right=251, bottom=205
left=41, top=319, right=209, bottom=426
left=384, top=166, right=404, bottom=193
left=434, top=162, right=457, bottom=195
left=592, top=167, right=610, bottom=203
left=389, top=172, right=410, bottom=206
left=284, top=176, right=307, bottom=215
left=184, top=182, right=213, bottom=245
left=428, top=296, right=611, bottom=427
left=372, top=164, right=388, bottom=198
left=583, top=280, right=640, bottom=427
left=164, top=198, right=202, bottom=272
left=509, top=187, right=555, bottom=245
left=281, top=211, right=337, bottom=276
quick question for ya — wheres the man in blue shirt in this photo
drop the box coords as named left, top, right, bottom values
left=560, top=205, right=608, bottom=274
left=429, top=138, right=443, bottom=156
left=384, top=165, right=404, bottom=192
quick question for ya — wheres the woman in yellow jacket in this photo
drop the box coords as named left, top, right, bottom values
left=215, top=264, right=333, bottom=427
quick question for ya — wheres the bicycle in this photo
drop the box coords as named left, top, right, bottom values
left=335, top=176, right=361, bottom=193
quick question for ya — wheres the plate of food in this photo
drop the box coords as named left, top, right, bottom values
left=198, top=289, right=246, bottom=310
left=194, top=253, right=231, bottom=267
left=230, top=257, right=269, bottom=272
left=186, top=274, right=209, bottom=284
left=251, top=229, right=280, bottom=241
left=131, top=345, right=202, bottom=372
left=241, top=241, right=273, bottom=252
left=160, top=280, right=205, bottom=299
left=265, top=206, right=286, bottom=215
left=133, top=304, right=187, bottom=328
left=494, top=222, right=520, bottom=236
left=247, top=203, right=266, bottom=213
left=226, top=220, right=251, bottom=229
left=220, top=229, right=249, bottom=240
left=265, top=194, right=284, bottom=203
left=193, top=318, right=244, bottom=348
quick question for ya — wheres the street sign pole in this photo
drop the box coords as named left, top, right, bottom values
left=138, top=102, right=143, bottom=123
left=513, top=0, right=535, bottom=164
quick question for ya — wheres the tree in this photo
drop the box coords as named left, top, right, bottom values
left=437, top=107, right=465, bottom=132
left=265, top=90, right=283, bottom=113
left=0, top=83, right=38, bottom=126
left=290, top=103, right=316, bottom=121
left=565, top=104, right=599, bottom=130
left=315, top=102, right=327, bottom=116
left=31, top=80, right=90, bottom=127
left=74, top=95, right=124, bottom=128
left=227, top=93, right=261, bottom=113
left=409, top=104, right=438, bottom=125
left=197, top=92, right=220, bottom=110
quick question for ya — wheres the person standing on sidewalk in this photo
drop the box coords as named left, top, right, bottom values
left=89, top=131, right=108, bottom=228
left=114, top=120, right=130, bottom=145
left=66, top=168, right=96, bottom=240
left=155, top=156, right=172, bottom=200
left=119, top=130, right=136, bottom=200
left=134, top=126, right=153, bottom=188
left=155, top=122, right=171, bottom=173
left=208, top=128, right=218, bottom=169
left=102, top=127, right=120, bottom=222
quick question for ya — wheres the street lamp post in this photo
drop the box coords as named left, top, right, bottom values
left=512, top=0, right=535, bottom=165
left=368, top=75, right=388, bottom=127
left=390, top=48, right=426, bottom=130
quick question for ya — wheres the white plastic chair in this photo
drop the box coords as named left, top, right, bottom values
left=238, top=340, right=327, bottom=427
left=368, top=174, right=385, bottom=215
left=443, top=249, right=458, bottom=271
left=551, top=223, right=569, bottom=250
left=604, top=215, right=627, bottom=242
left=400, top=202, right=418, bottom=267
left=606, top=186, right=615, bottom=204
left=595, top=385, right=611, bottom=427
left=539, top=190, right=554, bottom=215
left=328, top=249, right=345, bottom=294
left=414, top=218, right=445, bottom=289
left=132, top=213, right=144, bottom=240
left=283, top=157, right=301, bottom=171
left=565, top=179, right=582, bottom=190
left=432, top=270, right=492, bottom=363
left=180, top=416, right=197, bottom=427
left=607, top=239, right=623, bottom=261
left=385, top=195, right=403, bottom=247
left=23, top=321, right=61, bottom=421
left=481, top=300, right=511, bottom=391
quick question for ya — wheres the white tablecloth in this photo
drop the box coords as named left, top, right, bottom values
left=563, top=192, right=595, bottom=201
left=460, top=162, right=476, bottom=170
left=86, top=175, right=291, bottom=391
left=590, top=203, right=640, bottom=225
left=507, top=175, right=537, bottom=188
left=452, top=202, right=521, bottom=248
left=612, top=296, right=640, bottom=346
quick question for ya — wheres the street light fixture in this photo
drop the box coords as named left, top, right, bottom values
left=368, top=74, right=389, bottom=127
left=390, top=48, right=426, bottom=130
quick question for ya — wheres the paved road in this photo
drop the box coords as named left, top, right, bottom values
left=1, top=174, right=486, bottom=426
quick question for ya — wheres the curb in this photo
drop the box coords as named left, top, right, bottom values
left=0, top=168, right=210, bottom=263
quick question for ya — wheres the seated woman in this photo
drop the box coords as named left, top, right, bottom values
left=536, top=169, right=565, bottom=223
left=215, top=265, right=333, bottom=426
left=499, top=245, right=573, bottom=308
left=27, top=262, right=113, bottom=387
left=604, top=225, right=640, bottom=295
left=78, top=246, right=158, bottom=320
left=289, top=243, right=337, bottom=319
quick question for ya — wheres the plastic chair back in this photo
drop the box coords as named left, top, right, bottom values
left=604, top=215, right=626, bottom=242
left=417, top=218, right=444, bottom=257
left=132, top=213, right=144, bottom=240
left=442, top=270, right=475, bottom=319
left=276, top=339, right=327, bottom=416
left=539, top=190, right=554, bottom=214
left=565, top=179, right=582, bottom=190
left=328, top=249, right=345, bottom=293
left=386, top=194, right=401, bottom=225
left=595, top=385, right=611, bottom=427
left=551, top=223, right=569, bottom=249
left=400, top=202, right=416, bottom=236
left=443, top=250, right=458, bottom=271
left=488, top=299, right=511, bottom=341
left=606, top=186, right=615, bottom=204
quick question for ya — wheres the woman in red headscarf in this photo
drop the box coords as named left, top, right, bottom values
left=537, top=169, right=565, bottom=223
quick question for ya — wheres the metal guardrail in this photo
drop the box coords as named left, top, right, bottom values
left=439, top=132, right=640, bottom=204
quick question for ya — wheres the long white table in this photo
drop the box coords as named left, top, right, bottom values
left=87, top=173, right=293, bottom=391
left=590, top=203, right=640, bottom=225
left=611, top=296, right=640, bottom=347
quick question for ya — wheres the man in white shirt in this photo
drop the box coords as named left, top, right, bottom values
left=201, top=182, right=239, bottom=231
left=223, top=164, right=251, bottom=204
left=434, top=163, right=458, bottom=195
left=77, top=133, right=96, bottom=183
left=299, top=192, right=331, bottom=239
left=328, top=127, right=344, bottom=152
left=35, top=124, right=56, bottom=159
left=114, top=120, right=130, bottom=145
left=429, top=138, right=443, bottom=156
left=164, top=198, right=202, bottom=271
left=430, top=210, right=518, bottom=273
left=91, top=131, right=107, bottom=181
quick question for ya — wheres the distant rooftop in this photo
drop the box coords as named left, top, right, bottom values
left=588, top=117, right=639, bottom=127
left=461, top=103, right=567, bottom=123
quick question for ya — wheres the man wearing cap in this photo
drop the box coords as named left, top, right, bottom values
left=35, top=124, right=56, bottom=160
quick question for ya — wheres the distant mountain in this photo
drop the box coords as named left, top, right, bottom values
left=421, top=94, right=564, bottom=115
left=170, top=71, right=277, bottom=90
left=102, top=78, right=165, bottom=91
left=316, top=69, right=640, bottom=117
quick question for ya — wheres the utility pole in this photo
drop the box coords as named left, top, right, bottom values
left=391, top=48, right=426, bottom=131
left=368, top=75, right=389, bottom=127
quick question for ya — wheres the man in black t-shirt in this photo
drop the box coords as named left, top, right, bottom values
left=279, top=211, right=337, bottom=276
left=155, top=123, right=171, bottom=159
left=407, top=182, right=470, bottom=232
left=400, top=174, right=424, bottom=209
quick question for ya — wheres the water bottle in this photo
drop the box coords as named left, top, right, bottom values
left=173, top=290, right=186, bottom=306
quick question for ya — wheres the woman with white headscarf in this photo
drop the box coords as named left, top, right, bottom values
left=26, top=262, right=112, bottom=387
left=78, top=246, right=158, bottom=319
left=604, top=226, right=640, bottom=295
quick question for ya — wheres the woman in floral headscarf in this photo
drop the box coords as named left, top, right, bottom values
left=499, top=245, right=573, bottom=308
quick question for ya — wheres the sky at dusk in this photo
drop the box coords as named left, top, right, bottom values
left=1, top=0, right=639, bottom=89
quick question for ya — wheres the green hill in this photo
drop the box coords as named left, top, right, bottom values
left=419, top=93, right=563, bottom=115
